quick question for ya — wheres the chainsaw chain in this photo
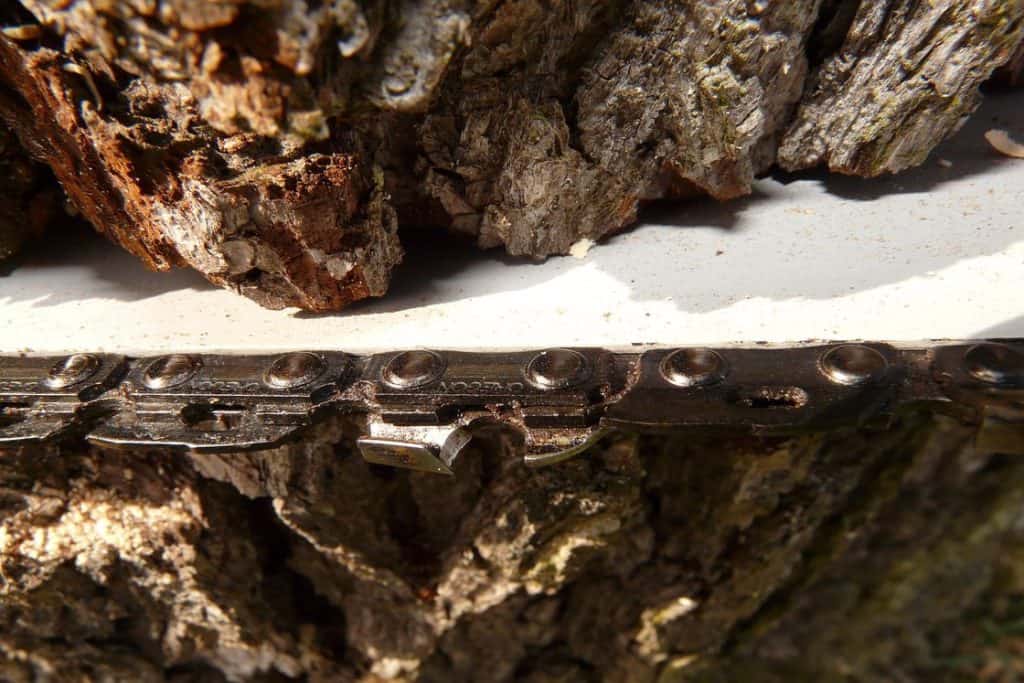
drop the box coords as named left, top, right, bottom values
left=1, top=342, right=1022, bottom=475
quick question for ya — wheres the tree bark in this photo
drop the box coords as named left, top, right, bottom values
left=0, top=2, right=1021, bottom=309
left=2, top=414, right=1023, bottom=681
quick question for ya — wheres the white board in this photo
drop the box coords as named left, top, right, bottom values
left=2, top=92, right=1022, bottom=354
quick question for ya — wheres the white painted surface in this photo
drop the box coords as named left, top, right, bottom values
left=1, top=93, right=1022, bottom=354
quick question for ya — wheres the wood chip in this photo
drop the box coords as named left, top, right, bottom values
left=984, top=129, right=1024, bottom=159
left=569, top=238, right=595, bottom=259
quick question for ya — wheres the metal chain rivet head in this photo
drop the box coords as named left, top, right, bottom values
left=525, top=349, right=589, bottom=390
left=964, top=343, right=1024, bottom=387
left=143, top=354, right=201, bottom=389
left=660, top=348, right=726, bottom=388
left=382, top=350, right=446, bottom=389
left=264, top=352, right=326, bottom=389
left=820, top=344, right=888, bottom=385
left=45, top=353, right=100, bottom=389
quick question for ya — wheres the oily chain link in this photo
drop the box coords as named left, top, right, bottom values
left=0, top=342, right=1022, bottom=475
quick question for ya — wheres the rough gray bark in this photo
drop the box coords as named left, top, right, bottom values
left=778, top=1, right=1024, bottom=174
left=0, top=1, right=1020, bottom=309
left=2, top=415, right=1023, bottom=681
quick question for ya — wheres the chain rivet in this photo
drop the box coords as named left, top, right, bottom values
left=525, top=349, right=589, bottom=390
left=964, top=343, right=1024, bottom=387
left=264, top=352, right=326, bottom=389
left=820, top=344, right=887, bottom=385
left=143, top=354, right=200, bottom=389
left=382, top=350, right=446, bottom=389
left=44, top=353, right=100, bottom=389
left=659, top=348, right=726, bottom=388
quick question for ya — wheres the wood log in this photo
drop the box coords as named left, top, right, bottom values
left=0, top=2, right=1020, bottom=310
left=2, top=416, right=1023, bottom=681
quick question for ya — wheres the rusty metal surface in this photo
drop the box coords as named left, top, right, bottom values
left=2, top=342, right=1022, bottom=474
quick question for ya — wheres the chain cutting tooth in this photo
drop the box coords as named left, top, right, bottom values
left=358, top=421, right=472, bottom=475
left=522, top=427, right=607, bottom=468
left=359, top=348, right=621, bottom=474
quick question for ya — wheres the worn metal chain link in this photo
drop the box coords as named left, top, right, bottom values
left=2, top=342, right=1022, bottom=475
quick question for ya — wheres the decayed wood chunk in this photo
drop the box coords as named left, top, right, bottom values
left=2, top=417, right=1023, bottom=681
left=0, top=33, right=401, bottom=311
left=0, top=1, right=1021, bottom=309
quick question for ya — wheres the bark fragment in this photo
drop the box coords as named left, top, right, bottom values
left=778, top=0, right=1024, bottom=175
left=0, top=5, right=403, bottom=311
